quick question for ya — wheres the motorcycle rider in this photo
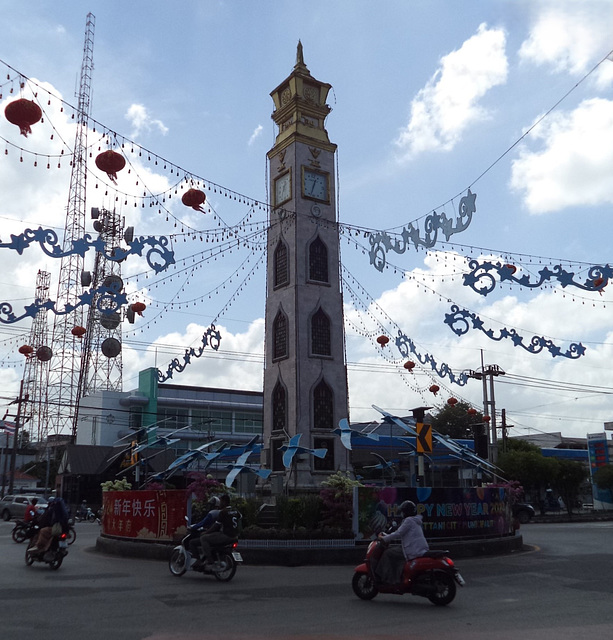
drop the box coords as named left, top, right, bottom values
left=376, top=500, right=429, bottom=584
left=188, top=496, right=221, bottom=560
left=28, top=496, right=70, bottom=560
left=195, top=493, right=241, bottom=569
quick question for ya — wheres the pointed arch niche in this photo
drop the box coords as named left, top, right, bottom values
left=274, top=239, right=289, bottom=288
left=273, top=308, right=288, bottom=360
left=310, top=306, right=331, bottom=357
left=308, top=235, right=329, bottom=284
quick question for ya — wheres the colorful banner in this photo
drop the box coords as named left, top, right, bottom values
left=356, top=486, right=513, bottom=540
left=101, top=490, right=189, bottom=541
left=587, top=433, right=613, bottom=508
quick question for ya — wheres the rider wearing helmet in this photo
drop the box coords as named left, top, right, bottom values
left=188, top=496, right=222, bottom=560
left=376, top=500, right=429, bottom=584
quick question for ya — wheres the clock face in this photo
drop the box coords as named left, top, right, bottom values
left=302, top=169, right=329, bottom=202
left=275, top=172, right=291, bottom=205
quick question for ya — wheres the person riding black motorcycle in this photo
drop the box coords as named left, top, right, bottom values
left=376, top=500, right=429, bottom=584
left=28, top=496, right=70, bottom=561
left=188, top=496, right=221, bottom=560
left=195, top=493, right=241, bottom=570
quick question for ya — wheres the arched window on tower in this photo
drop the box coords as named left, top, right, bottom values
left=274, top=240, right=289, bottom=288
left=311, top=307, right=331, bottom=356
left=273, top=310, right=288, bottom=360
left=309, top=236, right=328, bottom=283
left=272, top=381, right=287, bottom=433
left=313, top=379, right=334, bottom=430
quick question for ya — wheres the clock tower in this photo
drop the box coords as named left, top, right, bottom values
left=263, top=43, right=350, bottom=489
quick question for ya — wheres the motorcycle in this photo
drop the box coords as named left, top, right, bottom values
left=168, top=522, right=242, bottom=582
left=74, top=506, right=97, bottom=523
left=24, top=529, right=69, bottom=570
left=352, top=537, right=465, bottom=606
left=12, top=519, right=76, bottom=545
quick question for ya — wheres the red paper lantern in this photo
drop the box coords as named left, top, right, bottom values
left=131, top=301, right=146, bottom=316
left=181, top=188, right=206, bottom=212
left=403, top=361, right=415, bottom=372
left=504, top=264, right=517, bottom=274
left=376, top=335, right=389, bottom=347
left=95, top=150, right=126, bottom=182
left=467, top=408, right=477, bottom=415
left=593, top=277, right=605, bottom=289
left=18, top=344, right=34, bottom=357
left=483, top=415, right=491, bottom=423
left=5, top=99, right=42, bottom=137
left=447, top=397, right=458, bottom=406
left=429, top=384, right=440, bottom=395
left=71, top=326, right=86, bottom=338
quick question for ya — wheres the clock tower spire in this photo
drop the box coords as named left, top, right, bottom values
left=263, top=45, right=349, bottom=489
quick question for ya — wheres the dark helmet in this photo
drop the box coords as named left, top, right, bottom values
left=399, top=500, right=417, bottom=517
left=208, top=496, right=221, bottom=509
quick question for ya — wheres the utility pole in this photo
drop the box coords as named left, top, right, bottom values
left=8, top=380, right=30, bottom=494
left=467, top=361, right=505, bottom=464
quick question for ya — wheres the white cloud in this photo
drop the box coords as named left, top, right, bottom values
left=125, top=104, right=168, bottom=138
left=510, top=98, right=613, bottom=213
left=248, top=125, right=263, bottom=146
left=395, top=24, right=508, bottom=159
left=519, top=3, right=613, bottom=83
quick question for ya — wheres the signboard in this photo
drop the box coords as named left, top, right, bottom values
left=416, top=422, right=433, bottom=453
left=101, top=489, right=189, bottom=541
left=356, top=486, right=513, bottom=540
left=587, top=432, right=613, bottom=508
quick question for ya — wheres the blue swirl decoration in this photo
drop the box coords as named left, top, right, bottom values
left=157, top=324, right=222, bottom=382
left=444, top=305, right=586, bottom=359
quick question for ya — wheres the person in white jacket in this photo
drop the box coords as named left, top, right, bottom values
left=376, top=500, right=429, bottom=584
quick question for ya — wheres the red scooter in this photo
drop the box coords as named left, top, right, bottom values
left=352, top=537, right=465, bottom=606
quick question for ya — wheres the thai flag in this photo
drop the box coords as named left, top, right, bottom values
left=0, top=419, right=16, bottom=435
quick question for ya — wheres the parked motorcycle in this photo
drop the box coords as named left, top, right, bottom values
left=168, top=522, right=242, bottom=582
left=24, top=530, right=69, bottom=570
left=352, top=537, right=465, bottom=606
left=12, top=519, right=76, bottom=545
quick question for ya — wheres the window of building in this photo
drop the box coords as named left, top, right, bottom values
left=311, top=307, right=331, bottom=356
left=313, top=379, right=334, bottom=430
left=157, top=407, right=190, bottom=431
left=309, top=236, right=328, bottom=283
left=234, top=411, right=263, bottom=434
left=313, top=437, right=335, bottom=471
left=273, top=310, right=288, bottom=360
left=274, top=240, right=289, bottom=287
left=272, top=381, right=287, bottom=433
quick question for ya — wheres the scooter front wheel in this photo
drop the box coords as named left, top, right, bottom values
left=213, top=552, right=237, bottom=582
left=12, top=525, right=27, bottom=544
left=169, top=548, right=188, bottom=576
left=352, top=572, right=378, bottom=600
left=49, top=554, right=63, bottom=570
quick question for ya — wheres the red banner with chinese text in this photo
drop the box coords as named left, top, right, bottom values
left=101, top=490, right=189, bottom=541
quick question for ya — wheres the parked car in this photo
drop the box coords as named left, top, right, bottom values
left=513, top=503, right=535, bottom=524
left=0, top=495, right=47, bottom=521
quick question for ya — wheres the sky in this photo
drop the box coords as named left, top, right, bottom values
left=0, top=0, right=612, bottom=442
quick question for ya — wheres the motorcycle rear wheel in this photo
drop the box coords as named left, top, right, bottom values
left=169, top=548, right=188, bottom=576
left=49, top=555, right=63, bottom=570
left=213, top=552, right=237, bottom=582
left=427, top=571, right=456, bottom=606
left=352, top=572, right=379, bottom=600
left=12, top=525, right=27, bottom=544
left=66, top=527, right=76, bottom=545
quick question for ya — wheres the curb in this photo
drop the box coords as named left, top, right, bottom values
left=95, top=532, right=523, bottom=566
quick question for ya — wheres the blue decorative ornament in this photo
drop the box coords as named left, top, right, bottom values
left=395, top=330, right=469, bottom=386
left=333, top=418, right=379, bottom=450
left=368, top=189, right=477, bottom=272
left=224, top=451, right=272, bottom=488
left=444, top=304, right=586, bottom=359
left=279, top=433, right=327, bottom=468
left=0, top=226, right=176, bottom=274
left=0, top=282, right=128, bottom=324
left=157, top=324, right=222, bottom=382
left=463, top=259, right=611, bottom=296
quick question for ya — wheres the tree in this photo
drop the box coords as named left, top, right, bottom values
left=497, top=441, right=559, bottom=509
left=552, top=459, right=587, bottom=517
left=593, top=464, right=613, bottom=493
left=430, top=402, right=484, bottom=439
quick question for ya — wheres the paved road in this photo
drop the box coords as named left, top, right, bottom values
left=1, top=520, right=612, bottom=640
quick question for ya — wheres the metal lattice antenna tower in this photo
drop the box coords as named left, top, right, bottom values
left=47, top=13, right=95, bottom=441
left=77, top=207, right=125, bottom=396
left=23, top=270, right=52, bottom=444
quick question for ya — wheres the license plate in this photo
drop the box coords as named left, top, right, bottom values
left=232, top=551, right=243, bottom=562
left=455, top=572, right=465, bottom=586
left=59, top=541, right=68, bottom=548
